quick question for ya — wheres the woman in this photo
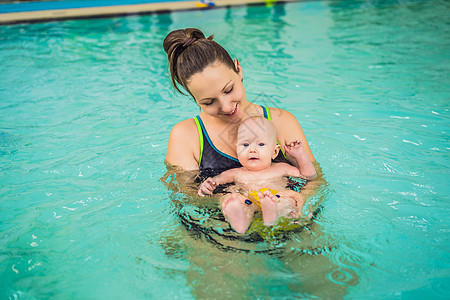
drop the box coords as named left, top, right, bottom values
left=163, top=28, right=316, bottom=233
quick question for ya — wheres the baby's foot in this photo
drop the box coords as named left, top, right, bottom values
left=222, top=194, right=247, bottom=234
left=259, top=191, right=278, bottom=226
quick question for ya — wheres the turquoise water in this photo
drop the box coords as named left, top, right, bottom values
left=1, top=0, right=449, bottom=298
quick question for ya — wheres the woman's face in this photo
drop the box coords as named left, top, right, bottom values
left=186, top=60, right=246, bottom=123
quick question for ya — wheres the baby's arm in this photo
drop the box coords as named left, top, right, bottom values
left=198, top=169, right=237, bottom=197
left=284, top=140, right=317, bottom=180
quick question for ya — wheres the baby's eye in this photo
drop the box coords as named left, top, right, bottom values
left=258, top=143, right=265, bottom=146
left=243, top=143, right=249, bottom=147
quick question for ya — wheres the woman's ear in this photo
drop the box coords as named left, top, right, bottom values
left=272, top=144, right=281, bottom=160
left=234, top=59, right=243, bottom=80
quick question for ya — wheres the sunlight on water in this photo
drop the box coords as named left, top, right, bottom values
left=0, top=0, right=449, bottom=298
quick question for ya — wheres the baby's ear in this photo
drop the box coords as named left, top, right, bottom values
left=272, top=144, right=281, bottom=159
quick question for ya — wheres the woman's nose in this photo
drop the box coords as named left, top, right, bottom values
left=219, top=98, right=234, bottom=113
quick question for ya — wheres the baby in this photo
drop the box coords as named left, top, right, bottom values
left=198, top=116, right=316, bottom=233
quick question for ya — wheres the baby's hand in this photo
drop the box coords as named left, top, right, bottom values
left=198, top=177, right=217, bottom=197
left=284, top=140, right=306, bottom=158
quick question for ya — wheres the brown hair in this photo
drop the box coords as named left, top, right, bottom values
left=163, top=28, right=237, bottom=96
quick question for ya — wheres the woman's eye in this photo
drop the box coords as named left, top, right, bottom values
left=224, top=87, right=233, bottom=94
left=258, top=143, right=265, bottom=146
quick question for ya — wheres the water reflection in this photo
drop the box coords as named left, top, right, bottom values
left=220, top=3, right=293, bottom=104
left=160, top=159, right=357, bottom=297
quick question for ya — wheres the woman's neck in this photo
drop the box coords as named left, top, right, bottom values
left=205, top=101, right=261, bottom=121
left=198, top=102, right=264, bottom=152
left=242, top=101, right=263, bottom=118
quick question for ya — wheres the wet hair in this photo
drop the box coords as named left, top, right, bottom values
left=163, top=28, right=237, bottom=96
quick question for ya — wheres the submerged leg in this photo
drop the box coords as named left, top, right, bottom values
left=221, top=193, right=255, bottom=234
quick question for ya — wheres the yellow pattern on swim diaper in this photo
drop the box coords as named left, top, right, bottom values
left=247, top=188, right=279, bottom=206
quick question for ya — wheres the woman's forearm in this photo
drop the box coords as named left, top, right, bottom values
left=161, top=162, right=202, bottom=197
left=297, top=162, right=327, bottom=217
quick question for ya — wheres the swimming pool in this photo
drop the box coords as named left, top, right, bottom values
left=1, top=0, right=449, bottom=298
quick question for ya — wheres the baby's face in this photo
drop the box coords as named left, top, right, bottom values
left=236, top=120, right=278, bottom=171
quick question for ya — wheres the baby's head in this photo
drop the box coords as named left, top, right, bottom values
left=236, top=116, right=281, bottom=171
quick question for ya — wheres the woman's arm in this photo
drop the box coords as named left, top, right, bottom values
left=165, top=118, right=201, bottom=170
left=270, top=107, right=315, bottom=164
left=163, top=119, right=202, bottom=197
left=270, top=107, right=326, bottom=217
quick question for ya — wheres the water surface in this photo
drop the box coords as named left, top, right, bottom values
left=0, top=0, right=449, bottom=298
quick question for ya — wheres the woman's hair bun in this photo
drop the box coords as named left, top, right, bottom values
left=163, top=28, right=233, bottom=96
left=163, top=28, right=211, bottom=55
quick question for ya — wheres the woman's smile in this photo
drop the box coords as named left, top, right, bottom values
left=186, top=62, right=247, bottom=122
left=223, top=103, right=238, bottom=116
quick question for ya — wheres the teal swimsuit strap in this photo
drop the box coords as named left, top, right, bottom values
left=261, top=106, right=288, bottom=159
left=194, top=116, right=204, bottom=167
left=262, top=105, right=271, bottom=120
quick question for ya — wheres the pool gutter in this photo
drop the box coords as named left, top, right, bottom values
left=0, top=0, right=300, bottom=25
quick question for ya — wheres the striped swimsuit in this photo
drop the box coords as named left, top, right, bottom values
left=194, top=105, right=289, bottom=178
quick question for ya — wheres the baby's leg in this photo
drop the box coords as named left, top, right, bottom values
left=220, top=193, right=256, bottom=234
left=259, top=191, right=279, bottom=226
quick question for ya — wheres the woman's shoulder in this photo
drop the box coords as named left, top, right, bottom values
left=168, top=117, right=200, bottom=150
left=267, top=106, right=300, bottom=126
left=166, top=117, right=201, bottom=170
left=170, top=117, right=198, bottom=137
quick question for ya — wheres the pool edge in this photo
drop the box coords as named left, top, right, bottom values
left=0, top=0, right=301, bottom=25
